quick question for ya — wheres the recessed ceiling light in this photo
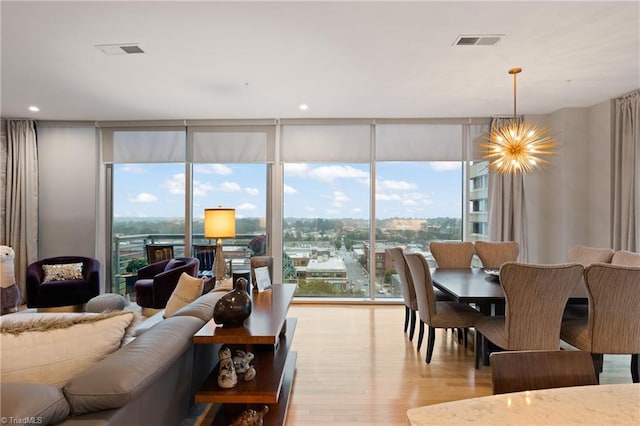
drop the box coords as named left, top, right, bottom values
left=299, top=104, right=309, bottom=111
left=28, top=106, right=39, bottom=112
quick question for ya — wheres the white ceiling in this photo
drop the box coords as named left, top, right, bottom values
left=1, top=1, right=639, bottom=121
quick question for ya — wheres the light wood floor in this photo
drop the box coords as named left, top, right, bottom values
left=284, top=304, right=633, bottom=426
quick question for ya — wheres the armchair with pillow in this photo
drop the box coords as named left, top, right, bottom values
left=134, top=257, right=199, bottom=315
left=26, top=256, right=101, bottom=311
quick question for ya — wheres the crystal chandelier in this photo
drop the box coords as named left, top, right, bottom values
left=482, top=68, right=557, bottom=174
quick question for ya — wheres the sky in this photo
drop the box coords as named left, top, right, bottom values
left=113, top=161, right=463, bottom=220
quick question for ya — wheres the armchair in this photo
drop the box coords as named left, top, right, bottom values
left=26, top=256, right=100, bottom=311
left=134, top=257, right=199, bottom=315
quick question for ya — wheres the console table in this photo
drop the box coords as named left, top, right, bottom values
left=193, top=283, right=297, bottom=425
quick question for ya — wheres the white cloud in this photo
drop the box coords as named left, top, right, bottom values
left=376, top=193, right=402, bottom=201
left=332, top=190, right=350, bottom=207
left=194, top=164, right=233, bottom=175
left=309, top=165, right=368, bottom=182
left=377, top=179, right=417, bottom=191
left=283, top=184, right=297, bottom=194
left=128, top=192, right=157, bottom=203
left=217, top=181, right=242, bottom=192
left=121, top=165, right=145, bottom=174
left=402, top=199, right=418, bottom=206
left=163, top=173, right=186, bottom=195
left=193, top=181, right=215, bottom=197
left=430, top=162, right=461, bottom=171
left=325, top=208, right=340, bottom=215
left=244, top=187, right=259, bottom=196
left=236, top=202, right=257, bottom=211
left=284, top=163, right=310, bottom=177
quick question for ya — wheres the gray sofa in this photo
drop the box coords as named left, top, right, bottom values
left=1, top=290, right=226, bottom=426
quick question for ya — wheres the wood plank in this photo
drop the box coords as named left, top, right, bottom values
left=195, top=318, right=297, bottom=404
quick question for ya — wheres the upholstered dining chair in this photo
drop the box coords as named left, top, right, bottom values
left=146, top=244, right=175, bottom=264
left=561, top=263, right=640, bottom=383
left=429, top=241, right=475, bottom=268
left=474, top=262, right=584, bottom=368
left=474, top=241, right=519, bottom=270
left=489, top=350, right=597, bottom=394
left=611, top=250, right=640, bottom=266
left=388, top=248, right=453, bottom=342
left=404, top=252, right=483, bottom=363
left=568, top=245, right=614, bottom=266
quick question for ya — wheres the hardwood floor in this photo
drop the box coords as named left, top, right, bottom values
left=285, top=304, right=633, bottom=426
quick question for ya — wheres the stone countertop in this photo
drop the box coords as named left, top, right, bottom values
left=407, top=383, right=640, bottom=425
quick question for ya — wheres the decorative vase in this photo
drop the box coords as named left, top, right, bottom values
left=213, top=277, right=252, bottom=327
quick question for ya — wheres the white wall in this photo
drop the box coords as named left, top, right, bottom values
left=37, top=124, right=99, bottom=259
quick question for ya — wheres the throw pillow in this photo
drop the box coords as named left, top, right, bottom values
left=164, top=258, right=186, bottom=272
left=0, top=311, right=136, bottom=387
left=163, top=272, right=204, bottom=318
left=42, top=262, right=83, bottom=282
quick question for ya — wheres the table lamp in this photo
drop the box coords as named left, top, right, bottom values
left=204, top=207, right=236, bottom=282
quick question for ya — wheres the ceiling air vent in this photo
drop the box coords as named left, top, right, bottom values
left=453, top=35, right=503, bottom=46
left=95, top=43, right=145, bottom=55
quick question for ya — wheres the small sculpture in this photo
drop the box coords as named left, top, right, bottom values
left=217, top=346, right=237, bottom=389
left=233, top=349, right=255, bottom=373
left=230, top=405, right=269, bottom=426
left=0, top=245, right=20, bottom=315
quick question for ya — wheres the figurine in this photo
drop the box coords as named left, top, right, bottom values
left=230, top=405, right=269, bottom=426
left=233, top=349, right=255, bottom=374
left=217, top=346, right=237, bottom=389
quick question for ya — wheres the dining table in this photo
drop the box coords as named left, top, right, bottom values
left=406, top=383, right=640, bottom=425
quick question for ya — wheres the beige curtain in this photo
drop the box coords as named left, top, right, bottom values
left=612, top=90, right=640, bottom=251
left=487, top=117, right=528, bottom=262
left=5, top=120, right=39, bottom=302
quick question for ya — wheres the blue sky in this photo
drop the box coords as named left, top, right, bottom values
left=113, top=162, right=462, bottom=220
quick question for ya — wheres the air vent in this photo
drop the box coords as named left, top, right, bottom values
left=453, top=35, right=503, bottom=46
left=95, top=43, right=145, bottom=55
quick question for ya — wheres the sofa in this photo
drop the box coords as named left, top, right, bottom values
left=1, top=289, right=227, bottom=426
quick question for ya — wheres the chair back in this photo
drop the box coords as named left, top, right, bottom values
left=474, top=241, right=519, bottom=269
left=584, top=263, right=640, bottom=354
left=193, top=244, right=216, bottom=274
left=489, top=350, right=597, bottom=394
left=404, top=253, right=437, bottom=323
left=146, top=244, right=175, bottom=264
left=387, top=248, right=417, bottom=310
left=429, top=241, right=474, bottom=268
left=501, top=262, right=583, bottom=350
left=568, top=245, right=614, bottom=266
left=611, top=250, right=640, bottom=266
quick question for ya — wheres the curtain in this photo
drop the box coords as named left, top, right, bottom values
left=5, top=120, right=38, bottom=302
left=612, top=90, right=640, bottom=251
left=487, top=117, right=528, bottom=261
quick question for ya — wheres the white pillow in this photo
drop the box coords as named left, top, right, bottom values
left=0, top=311, right=135, bottom=387
left=163, top=272, right=204, bottom=318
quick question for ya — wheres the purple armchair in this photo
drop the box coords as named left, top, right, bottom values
left=134, top=257, right=199, bottom=311
left=26, top=256, right=101, bottom=310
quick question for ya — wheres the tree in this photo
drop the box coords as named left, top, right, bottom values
left=384, top=268, right=396, bottom=284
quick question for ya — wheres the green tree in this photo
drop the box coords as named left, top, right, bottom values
left=384, top=268, right=396, bottom=284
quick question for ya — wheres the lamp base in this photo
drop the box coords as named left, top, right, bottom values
left=214, top=238, right=227, bottom=282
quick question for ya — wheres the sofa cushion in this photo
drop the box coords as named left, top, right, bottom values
left=42, top=262, right=83, bottom=282
left=164, top=258, right=186, bottom=272
left=170, top=289, right=226, bottom=322
left=163, top=272, right=204, bottom=318
left=63, top=315, right=204, bottom=414
left=0, top=311, right=136, bottom=387
left=0, top=383, right=70, bottom=425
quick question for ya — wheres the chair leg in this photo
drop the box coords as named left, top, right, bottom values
left=631, top=354, right=639, bottom=383
left=404, top=306, right=410, bottom=333
left=425, top=326, right=436, bottom=364
left=417, top=320, right=425, bottom=351
left=591, top=353, right=602, bottom=384
left=409, top=309, right=417, bottom=342
left=457, top=328, right=463, bottom=343
left=475, top=330, right=481, bottom=369
left=464, top=328, right=468, bottom=348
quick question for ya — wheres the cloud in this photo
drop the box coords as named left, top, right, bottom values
left=377, top=179, right=417, bottom=191
left=121, top=165, right=146, bottom=174
left=217, top=181, right=241, bottom=192
left=193, top=180, right=215, bottom=197
left=332, top=190, right=350, bottom=207
left=376, top=193, right=402, bottom=201
left=309, top=165, right=369, bottom=182
left=402, top=199, right=418, bottom=206
left=163, top=173, right=186, bottom=195
left=128, top=193, right=157, bottom=203
left=430, top=162, right=461, bottom=171
left=283, top=184, right=297, bottom=194
left=194, top=164, right=233, bottom=175
left=284, top=163, right=310, bottom=177
left=244, top=187, right=259, bottom=196
left=236, top=202, right=257, bottom=211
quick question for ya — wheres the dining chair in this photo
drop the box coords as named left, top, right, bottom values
left=404, top=252, right=483, bottom=363
left=567, top=245, right=614, bottom=266
left=474, top=241, right=519, bottom=270
left=192, top=244, right=216, bottom=276
left=474, top=262, right=583, bottom=368
left=489, top=350, right=597, bottom=394
left=561, top=263, right=640, bottom=383
left=146, top=243, right=175, bottom=264
left=611, top=250, right=640, bottom=266
left=429, top=241, right=475, bottom=268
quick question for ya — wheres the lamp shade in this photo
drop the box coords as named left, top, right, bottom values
left=204, top=208, right=236, bottom=239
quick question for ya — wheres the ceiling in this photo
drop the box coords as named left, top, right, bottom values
left=1, top=1, right=639, bottom=121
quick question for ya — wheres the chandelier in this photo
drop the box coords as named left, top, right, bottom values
left=482, top=67, right=557, bottom=174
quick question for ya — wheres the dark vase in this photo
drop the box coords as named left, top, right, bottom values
left=213, top=277, right=253, bottom=327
